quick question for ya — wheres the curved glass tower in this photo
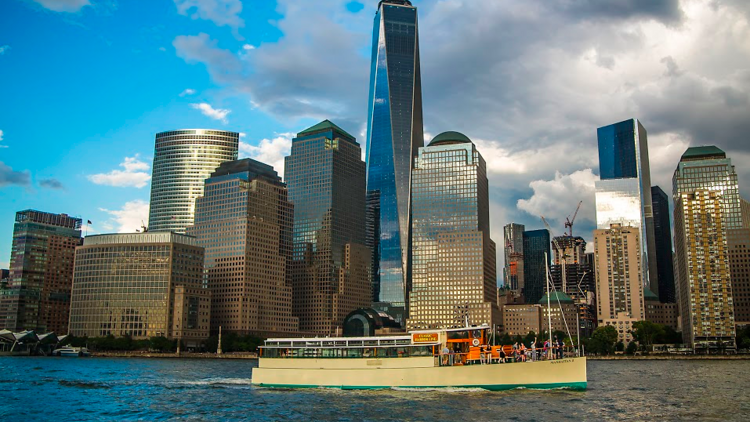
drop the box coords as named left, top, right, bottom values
left=148, top=129, right=238, bottom=233
left=365, top=0, right=423, bottom=315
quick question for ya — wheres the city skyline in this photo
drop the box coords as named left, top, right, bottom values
left=2, top=0, right=750, bottom=278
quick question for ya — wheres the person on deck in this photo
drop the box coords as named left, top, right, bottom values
left=531, top=338, right=537, bottom=362
left=441, top=345, right=450, bottom=366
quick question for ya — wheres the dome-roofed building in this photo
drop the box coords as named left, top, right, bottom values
left=343, top=308, right=404, bottom=337
left=428, top=131, right=472, bottom=147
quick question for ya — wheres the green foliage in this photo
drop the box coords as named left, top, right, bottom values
left=202, top=333, right=264, bottom=353
left=737, top=325, right=750, bottom=349
left=631, top=321, right=665, bottom=350
left=499, top=333, right=513, bottom=346
left=626, top=341, right=638, bottom=355
left=615, top=341, right=625, bottom=352
left=588, top=325, right=618, bottom=355
left=523, top=331, right=537, bottom=347
left=61, top=334, right=176, bottom=352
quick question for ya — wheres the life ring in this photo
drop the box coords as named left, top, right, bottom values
left=472, top=338, right=480, bottom=347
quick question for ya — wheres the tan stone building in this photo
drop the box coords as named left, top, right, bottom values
left=502, top=304, right=541, bottom=336
left=407, top=132, right=500, bottom=329
left=540, top=292, right=579, bottom=336
left=730, top=228, right=750, bottom=326
left=69, top=232, right=210, bottom=344
left=674, top=190, right=735, bottom=349
left=644, top=288, right=679, bottom=330
left=593, top=224, right=645, bottom=343
left=187, top=159, right=299, bottom=338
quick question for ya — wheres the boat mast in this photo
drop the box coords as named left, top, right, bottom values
left=545, top=251, right=552, bottom=357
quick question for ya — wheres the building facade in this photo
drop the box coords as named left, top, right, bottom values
left=673, top=146, right=739, bottom=350
left=68, top=232, right=210, bottom=343
left=0, top=211, right=81, bottom=333
left=365, top=0, right=424, bottom=314
left=407, top=132, right=499, bottom=329
left=540, top=292, right=579, bottom=337
left=674, top=190, right=735, bottom=350
left=285, top=121, right=370, bottom=335
left=503, top=223, right=525, bottom=293
left=523, top=229, right=551, bottom=305
left=651, top=186, right=676, bottom=303
left=148, top=129, right=239, bottom=233
left=502, top=304, right=541, bottom=336
left=550, top=236, right=596, bottom=337
left=644, top=288, right=680, bottom=330
left=594, top=224, right=645, bottom=344
left=187, top=158, right=299, bottom=337
left=596, top=118, right=658, bottom=298
left=728, top=229, right=750, bottom=325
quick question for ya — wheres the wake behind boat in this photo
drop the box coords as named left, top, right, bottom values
left=251, top=325, right=586, bottom=390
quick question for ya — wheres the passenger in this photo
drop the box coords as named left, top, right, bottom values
left=499, top=348, right=506, bottom=363
left=519, top=343, right=527, bottom=362
left=543, top=340, right=549, bottom=360
left=557, top=338, right=564, bottom=359
left=363, top=348, right=372, bottom=358
left=441, top=344, right=450, bottom=366
left=531, top=337, right=537, bottom=362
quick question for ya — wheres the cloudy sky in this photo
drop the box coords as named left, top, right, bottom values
left=1, top=0, right=749, bottom=280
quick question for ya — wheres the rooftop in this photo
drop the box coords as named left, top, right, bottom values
left=538, top=291, right=574, bottom=305
left=297, top=119, right=356, bottom=142
left=681, top=145, right=726, bottom=161
left=428, top=131, right=472, bottom=147
left=644, top=287, right=659, bottom=302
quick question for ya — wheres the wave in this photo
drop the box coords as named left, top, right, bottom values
left=390, top=387, right=488, bottom=393
left=58, top=380, right=111, bottom=389
left=174, top=378, right=254, bottom=386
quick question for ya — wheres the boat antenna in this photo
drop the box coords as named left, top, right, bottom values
left=545, top=251, right=553, bottom=355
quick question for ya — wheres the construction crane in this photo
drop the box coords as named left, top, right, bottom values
left=541, top=215, right=567, bottom=292
left=565, top=201, right=583, bottom=237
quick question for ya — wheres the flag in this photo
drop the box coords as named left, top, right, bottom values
left=87, top=220, right=92, bottom=224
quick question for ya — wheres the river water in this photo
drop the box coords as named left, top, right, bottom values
left=1, top=357, right=748, bottom=421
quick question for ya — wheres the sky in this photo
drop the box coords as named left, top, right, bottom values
left=1, top=0, right=750, bottom=281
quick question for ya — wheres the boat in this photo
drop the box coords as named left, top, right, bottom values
left=251, top=325, right=586, bottom=390
left=53, top=346, right=91, bottom=357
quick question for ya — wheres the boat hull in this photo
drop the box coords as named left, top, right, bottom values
left=252, top=357, right=587, bottom=390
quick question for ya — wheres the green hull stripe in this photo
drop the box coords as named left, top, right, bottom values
left=255, top=382, right=587, bottom=391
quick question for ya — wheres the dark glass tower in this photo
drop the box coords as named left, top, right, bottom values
left=596, top=118, right=659, bottom=298
left=523, top=229, right=551, bottom=305
left=365, top=0, right=424, bottom=314
left=285, top=120, right=371, bottom=335
left=651, top=186, right=676, bottom=303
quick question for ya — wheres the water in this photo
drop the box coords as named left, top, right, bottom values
left=1, top=357, right=749, bottom=421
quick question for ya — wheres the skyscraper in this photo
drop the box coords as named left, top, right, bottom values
left=407, top=132, right=499, bottom=329
left=593, top=224, right=645, bottom=344
left=0, top=210, right=81, bottom=333
left=187, top=158, right=299, bottom=337
left=673, top=146, right=739, bottom=350
left=550, top=236, right=596, bottom=337
left=523, top=229, right=551, bottom=305
left=285, top=120, right=370, bottom=335
left=503, top=223, right=525, bottom=292
left=595, top=118, right=658, bottom=297
left=365, top=0, right=423, bottom=315
left=69, top=232, right=210, bottom=346
left=733, top=198, right=750, bottom=325
left=651, top=186, right=676, bottom=303
left=148, top=129, right=238, bottom=233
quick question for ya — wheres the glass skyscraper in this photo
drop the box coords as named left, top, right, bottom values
left=148, top=129, right=238, bottom=233
left=523, top=229, right=551, bottom=305
left=0, top=210, right=81, bottom=333
left=595, top=118, right=659, bottom=298
left=651, top=186, right=676, bottom=303
left=503, top=223, right=525, bottom=292
left=365, top=0, right=424, bottom=314
left=407, top=132, right=498, bottom=329
left=285, top=120, right=371, bottom=334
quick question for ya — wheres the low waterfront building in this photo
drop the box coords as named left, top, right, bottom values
left=342, top=308, right=404, bottom=337
left=68, top=232, right=210, bottom=344
left=502, top=304, right=541, bottom=336
left=540, top=292, right=579, bottom=337
left=644, top=288, right=680, bottom=330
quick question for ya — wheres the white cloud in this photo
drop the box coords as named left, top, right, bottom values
left=87, top=154, right=151, bottom=188
left=517, top=169, right=600, bottom=237
left=190, top=102, right=231, bottom=123
left=179, top=88, right=196, bottom=96
left=0, top=45, right=9, bottom=55
left=174, top=0, right=244, bottom=33
left=239, top=133, right=293, bottom=176
left=0, top=129, right=4, bottom=140
left=242, top=44, right=255, bottom=50
left=99, top=200, right=150, bottom=233
left=32, top=0, right=90, bottom=12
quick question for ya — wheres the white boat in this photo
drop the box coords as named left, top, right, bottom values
left=53, top=347, right=91, bottom=357
left=252, top=326, right=586, bottom=390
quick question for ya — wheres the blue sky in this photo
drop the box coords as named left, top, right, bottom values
left=2, top=0, right=750, bottom=278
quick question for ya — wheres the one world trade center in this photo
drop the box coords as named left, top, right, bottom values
left=365, top=0, right=423, bottom=320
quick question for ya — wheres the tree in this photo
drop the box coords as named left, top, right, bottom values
left=524, top=331, right=537, bottom=347
left=589, top=326, right=618, bottom=355
left=631, top=321, right=665, bottom=351
left=626, top=341, right=638, bottom=355
left=499, top=333, right=513, bottom=346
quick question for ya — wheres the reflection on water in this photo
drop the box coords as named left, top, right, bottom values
left=2, top=357, right=749, bottom=421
